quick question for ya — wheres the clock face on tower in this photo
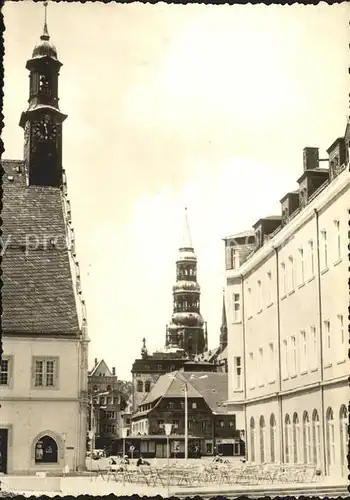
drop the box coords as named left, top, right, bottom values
left=33, top=115, right=57, bottom=142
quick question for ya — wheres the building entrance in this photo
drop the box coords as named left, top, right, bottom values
left=0, top=429, right=8, bottom=474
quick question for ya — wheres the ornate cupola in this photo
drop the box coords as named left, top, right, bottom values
left=166, top=208, right=206, bottom=358
left=219, top=289, right=228, bottom=350
left=19, top=1, right=67, bottom=187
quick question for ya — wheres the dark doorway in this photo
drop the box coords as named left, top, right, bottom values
left=0, top=429, right=9, bottom=474
left=35, top=435, right=58, bottom=464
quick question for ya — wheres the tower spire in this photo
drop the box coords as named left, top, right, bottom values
left=220, top=288, right=228, bottom=350
left=42, top=1, right=50, bottom=41
left=180, top=207, right=193, bottom=249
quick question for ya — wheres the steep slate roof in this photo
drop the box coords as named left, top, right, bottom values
left=1, top=160, right=80, bottom=336
left=179, top=371, right=228, bottom=414
left=89, top=359, right=113, bottom=377
left=136, top=370, right=228, bottom=415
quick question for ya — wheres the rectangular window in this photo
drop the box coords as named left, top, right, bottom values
left=298, top=248, right=304, bottom=285
left=34, top=358, right=57, bottom=388
left=308, top=240, right=315, bottom=278
left=233, top=249, right=240, bottom=269
left=249, top=352, right=255, bottom=388
left=267, top=271, right=273, bottom=305
left=310, top=326, right=318, bottom=370
left=0, top=359, right=9, bottom=386
left=282, top=339, right=288, bottom=378
left=324, top=320, right=331, bottom=363
left=172, top=420, right=179, bottom=429
left=321, top=230, right=328, bottom=270
left=281, top=263, right=287, bottom=296
left=247, top=287, right=252, bottom=318
left=268, top=342, right=275, bottom=382
left=334, top=220, right=341, bottom=261
left=288, top=256, right=295, bottom=292
left=290, top=336, right=297, bottom=376
left=232, top=293, right=241, bottom=322
left=257, top=280, right=262, bottom=312
left=300, top=330, right=307, bottom=372
left=258, top=347, right=264, bottom=385
left=234, top=356, right=242, bottom=390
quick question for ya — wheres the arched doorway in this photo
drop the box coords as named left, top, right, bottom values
left=312, top=409, right=321, bottom=467
left=249, top=417, right=255, bottom=462
left=339, top=405, right=348, bottom=478
left=35, top=435, right=58, bottom=464
left=269, top=414, right=276, bottom=463
left=284, top=414, right=292, bottom=463
left=326, top=407, right=335, bottom=475
left=292, top=413, right=300, bottom=463
left=302, top=411, right=311, bottom=464
left=259, top=416, right=266, bottom=463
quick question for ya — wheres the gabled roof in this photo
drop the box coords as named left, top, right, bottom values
left=1, top=160, right=80, bottom=336
left=89, top=359, right=113, bottom=377
left=136, top=370, right=228, bottom=415
left=180, top=371, right=228, bottom=413
left=223, top=229, right=255, bottom=241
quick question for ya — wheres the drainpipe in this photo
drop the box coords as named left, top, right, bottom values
left=273, top=246, right=284, bottom=464
left=240, top=274, right=248, bottom=460
left=314, top=208, right=327, bottom=475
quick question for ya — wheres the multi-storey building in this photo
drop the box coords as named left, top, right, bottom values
left=224, top=124, right=349, bottom=480
left=88, top=359, right=128, bottom=453
left=1, top=11, right=89, bottom=473
left=130, top=371, right=244, bottom=458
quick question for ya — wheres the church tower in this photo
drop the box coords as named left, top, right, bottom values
left=219, top=289, right=228, bottom=350
left=19, top=2, right=67, bottom=187
left=166, top=208, right=206, bottom=358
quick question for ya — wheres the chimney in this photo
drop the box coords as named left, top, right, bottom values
left=94, top=358, right=98, bottom=366
left=112, top=367, right=116, bottom=376
left=303, top=147, right=319, bottom=171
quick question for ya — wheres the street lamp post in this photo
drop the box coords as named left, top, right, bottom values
left=122, top=427, right=128, bottom=458
left=89, top=390, right=110, bottom=475
left=164, top=423, right=173, bottom=497
left=184, top=382, right=188, bottom=460
left=168, top=374, right=207, bottom=460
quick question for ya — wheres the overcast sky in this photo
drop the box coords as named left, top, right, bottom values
left=3, top=1, right=349, bottom=380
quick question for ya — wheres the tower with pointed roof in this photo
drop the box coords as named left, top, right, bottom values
left=219, top=289, right=228, bottom=350
left=166, top=208, right=207, bottom=357
left=1, top=2, right=89, bottom=473
left=19, top=1, right=67, bottom=187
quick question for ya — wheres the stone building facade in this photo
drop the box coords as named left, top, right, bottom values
left=1, top=12, right=88, bottom=473
left=224, top=125, right=350, bottom=480
left=88, top=359, right=127, bottom=452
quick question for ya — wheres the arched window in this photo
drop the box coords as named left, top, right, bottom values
left=339, top=405, right=348, bottom=477
left=302, top=411, right=311, bottom=464
left=292, top=413, right=300, bottom=463
left=259, top=416, right=266, bottom=463
left=144, top=381, right=151, bottom=393
left=326, top=407, right=335, bottom=473
left=250, top=417, right=255, bottom=462
left=137, top=380, right=143, bottom=392
left=284, top=414, right=292, bottom=463
left=270, top=413, right=276, bottom=463
left=35, top=435, right=58, bottom=463
left=312, top=409, right=321, bottom=466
